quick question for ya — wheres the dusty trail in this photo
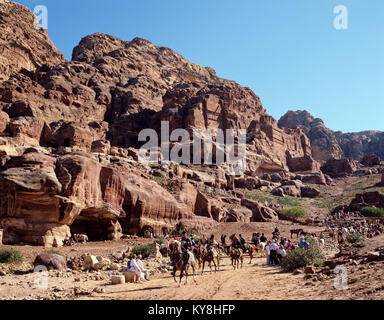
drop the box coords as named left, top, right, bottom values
left=80, top=256, right=332, bottom=300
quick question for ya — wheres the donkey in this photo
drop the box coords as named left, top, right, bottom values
left=169, top=242, right=196, bottom=287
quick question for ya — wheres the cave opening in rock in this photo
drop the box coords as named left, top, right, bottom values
left=70, top=216, right=117, bottom=241
left=139, top=225, right=154, bottom=238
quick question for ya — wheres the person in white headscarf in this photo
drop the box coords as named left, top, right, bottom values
left=128, top=254, right=147, bottom=282
left=136, top=254, right=150, bottom=280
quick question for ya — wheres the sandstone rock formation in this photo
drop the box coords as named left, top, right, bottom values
left=0, top=1, right=325, bottom=246
left=361, top=153, right=381, bottom=167
left=33, top=253, right=67, bottom=271
left=320, top=158, right=358, bottom=178
left=0, top=1, right=66, bottom=82
left=348, top=191, right=384, bottom=211
left=279, top=110, right=384, bottom=162
left=278, top=110, right=343, bottom=162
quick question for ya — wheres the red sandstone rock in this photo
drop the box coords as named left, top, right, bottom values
left=321, top=158, right=358, bottom=178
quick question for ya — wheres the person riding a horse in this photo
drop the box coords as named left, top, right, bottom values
left=207, top=235, right=217, bottom=249
left=252, top=233, right=260, bottom=245
left=231, top=234, right=240, bottom=248
left=221, top=234, right=227, bottom=246
left=181, top=232, right=191, bottom=251
left=239, top=234, right=249, bottom=251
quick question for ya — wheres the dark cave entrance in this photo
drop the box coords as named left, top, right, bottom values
left=139, top=225, right=154, bottom=238
left=70, top=212, right=120, bottom=241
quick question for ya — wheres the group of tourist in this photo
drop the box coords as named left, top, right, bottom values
left=325, top=211, right=364, bottom=223
left=328, top=219, right=383, bottom=242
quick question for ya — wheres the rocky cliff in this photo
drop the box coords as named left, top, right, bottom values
left=0, top=0, right=66, bottom=82
left=279, top=110, right=384, bottom=162
left=0, top=1, right=320, bottom=246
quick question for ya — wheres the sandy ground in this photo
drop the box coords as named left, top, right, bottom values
left=1, top=222, right=383, bottom=300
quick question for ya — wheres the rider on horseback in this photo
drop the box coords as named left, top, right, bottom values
left=239, top=234, right=248, bottom=251
left=181, top=232, right=191, bottom=251
left=252, top=232, right=260, bottom=245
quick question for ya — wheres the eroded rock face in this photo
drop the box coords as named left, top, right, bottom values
left=0, top=1, right=66, bottom=82
left=278, top=111, right=343, bottom=162
left=240, top=198, right=279, bottom=222
left=0, top=151, right=193, bottom=246
left=361, top=154, right=381, bottom=167
left=0, top=2, right=336, bottom=244
left=320, top=158, right=358, bottom=178
left=279, top=110, right=384, bottom=162
left=348, top=191, right=384, bottom=211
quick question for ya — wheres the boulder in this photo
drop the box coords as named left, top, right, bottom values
left=91, top=140, right=111, bottom=154
left=282, top=179, right=304, bottom=189
left=361, top=154, right=381, bottom=167
left=301, top=186, right=320, bottom=198
left=304, top=266, right=316, bottom=274
left=33, top=253, right=67, bottom=271
left=240, top=198, right=279, bottom=222
left=298, top=172, right=327, bottom=185
left=272, top=185, right=300, bottom=197
left=382, top=170, right=384, bottom=186
left=111, top=275, right=125, bottom=285
left=83, top=255, right=99, bottom=270
left=225, top=208, right=253, bottom=223
left=321, top=158, right=358, bottom=178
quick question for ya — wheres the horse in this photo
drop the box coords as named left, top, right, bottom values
left=192, top=245, right=204, bottom=269
left=247, top=241, right=267, bottom=263
left=169, top=242, right=196, bottom=287
left=229, top=247, right=243, bottom=270
left=290, top=229, right=304, bottom=238
left=201, top=245, right=220, bottom=274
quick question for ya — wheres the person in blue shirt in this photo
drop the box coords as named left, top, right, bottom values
left=300, top=236, right=306, bottom=249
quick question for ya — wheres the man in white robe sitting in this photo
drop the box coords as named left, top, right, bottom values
left=136, top=254, right=150, bottom=281
left=127, top=254, right=148, bottom=282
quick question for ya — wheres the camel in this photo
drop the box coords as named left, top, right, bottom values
left=169, top=242, right=196, bottom=287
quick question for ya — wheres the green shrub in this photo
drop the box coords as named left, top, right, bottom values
left=131, top=244, right=157, bottom=259
left=347, top=232, right=363, bottom=244
left=173, top=222, right=187, bottom=236
left=361, top=207, right=384, bottom=218
left=281, top=207, right=307, bottom=219
left=0, top=248, right=23, bottom=264
left=155, top=237, right=164, bottom=245
left=188, top=228, right=198, bottom=236
left=280, top=240, right=324, bottom=272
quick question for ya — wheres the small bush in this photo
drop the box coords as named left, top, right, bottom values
left=155, top=237, right=164, bottom=245
left=361, top=207, right=384, bottom=218
left=280, top=240, right=324, bottom=272
left=0, top=248, right=23, bottom=264
left=347, top=232, right=363, bottom=244
left=131, top=244, right=157, bottom=259
left=281, top=207, right=307, bottom=219
left=173, top=222, right=187, bottom=236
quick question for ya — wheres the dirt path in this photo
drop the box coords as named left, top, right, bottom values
left=78, top=255, right=333, bottom=300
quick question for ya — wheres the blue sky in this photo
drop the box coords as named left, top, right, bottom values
left=15, top=0, right=384, bottom=133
